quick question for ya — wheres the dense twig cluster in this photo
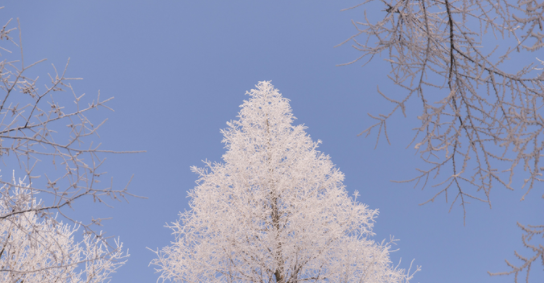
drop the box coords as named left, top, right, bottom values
left=339, top=0, right=543, bottom=280
left=1, top=10, right=140, bottom=281
left=0, top=15, right=141, bottom=228
left=1, top=177, right=128, bottom=282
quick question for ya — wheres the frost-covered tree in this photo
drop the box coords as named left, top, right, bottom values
left=0, top=7, right=140, bottom=281
left=151, top=81, right=419, bottom=282
left=0, top=175, right=128, bottom=282
left=337, top=1, right=543, bottom=280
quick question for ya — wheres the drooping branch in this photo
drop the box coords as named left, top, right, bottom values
left=339, top=0, right=543, bottom=281
left=340, top=0, right=543, bottom=216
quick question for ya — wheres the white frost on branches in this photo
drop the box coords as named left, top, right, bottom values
left=0, top=9, right=141, bottom=232
left=339, top=0, right=544, bottom=213
left=0, top=8, right=134, bottom=281
left=0, top=174, right=128, bottom=283
left=151, top=81, right=419, bottom=282
left=488, top=223, right=544, bottom=282
left=338, top=1, right=543, bottom=280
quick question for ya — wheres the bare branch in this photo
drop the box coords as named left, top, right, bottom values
left=0, top=10, right=144, bottom=281
left=341, top=1, right=543, bottom=214
left=488, top=223, right=544, bottom=282
left=339, top=1, right=543, bottom=280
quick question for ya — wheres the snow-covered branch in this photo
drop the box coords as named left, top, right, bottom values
left=0, top=177, right=128, bottom=282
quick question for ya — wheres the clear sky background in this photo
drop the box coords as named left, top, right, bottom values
left=4, top=1, right=543, bottom=282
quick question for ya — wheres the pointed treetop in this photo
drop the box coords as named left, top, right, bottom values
left=151, top=81, right=418, bottom=283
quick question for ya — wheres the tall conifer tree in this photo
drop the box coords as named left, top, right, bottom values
left=151, top=81, right=418, bottom=282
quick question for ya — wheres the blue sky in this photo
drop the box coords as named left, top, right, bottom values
left=4, top=1, right=543, bottom=282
